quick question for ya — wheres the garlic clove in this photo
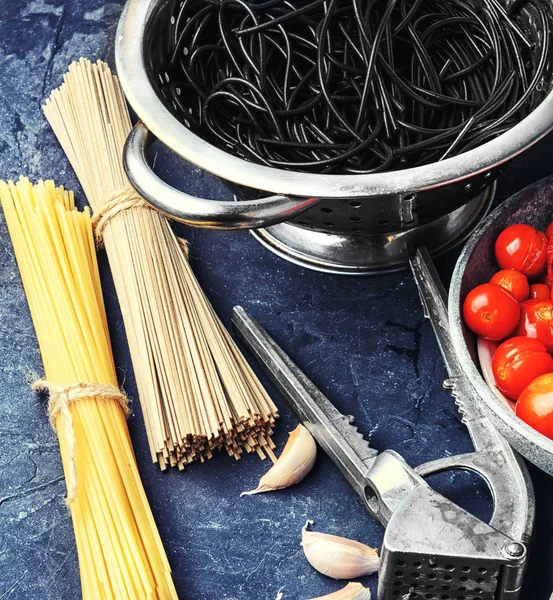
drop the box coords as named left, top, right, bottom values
left=309, top=582, right=371, bottom=600
left=242, top=424, right=317, bottom=496
left=302, top=521, right=379, bottom=580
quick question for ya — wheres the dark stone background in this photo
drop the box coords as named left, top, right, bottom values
left=0, top=2, right=552, bottom=598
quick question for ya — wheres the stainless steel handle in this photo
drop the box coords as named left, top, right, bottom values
left=123, top=122, right=321, bottom=230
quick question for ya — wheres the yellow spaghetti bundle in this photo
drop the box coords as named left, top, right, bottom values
left=0, top=177, right=178, bottom=600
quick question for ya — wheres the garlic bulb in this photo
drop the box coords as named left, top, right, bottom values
left=302, top=521, right=379, bottom=579
left=309, top=583, right=371, bottom=600
left=242, top=424, right=317, bottom=496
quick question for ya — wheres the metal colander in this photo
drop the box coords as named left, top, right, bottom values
left=115, top=0, right=553, bottom=273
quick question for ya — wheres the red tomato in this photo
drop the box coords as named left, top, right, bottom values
left=517, top=373, right=553, bottom=439
left=516, top=300, right=553, bottom=351
left=530, top=283, right=551, bottom=301
left=492, top=337, right=553, bottom=400
left=490, top=270, right=529, bottom=302
left=463, top=283, right=520, bottom=341
left=495, top=224, right=548, bottom=279
left=546, top=222, right=553, bottom=239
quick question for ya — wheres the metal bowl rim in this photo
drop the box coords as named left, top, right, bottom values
left=116, top=0, right=553, bottom=199
left=449, top=175, right=553, bottom=465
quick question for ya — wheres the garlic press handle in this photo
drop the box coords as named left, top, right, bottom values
left=410, top=248, right=535, bottom=546
left=231, top=305, right=425, bottom=527
left=123, top=122, right=321, bottom=229
left=231, top=306, right=377, bottom=500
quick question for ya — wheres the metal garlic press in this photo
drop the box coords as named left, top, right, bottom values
left=232, top=248, right=534, bottom=600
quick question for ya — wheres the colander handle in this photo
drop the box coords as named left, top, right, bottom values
left=123, top=122, right=321, bottom=230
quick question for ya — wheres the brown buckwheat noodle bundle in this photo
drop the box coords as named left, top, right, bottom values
left=43, top=58, right=278, bottom=469
left=0, top=177, right=178, bottom=599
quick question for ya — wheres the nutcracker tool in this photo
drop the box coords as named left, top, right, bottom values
left=232, top=248, right=534, bottom=600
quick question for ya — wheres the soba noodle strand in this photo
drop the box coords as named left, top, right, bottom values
left=43, top=58, right=278, bottom=468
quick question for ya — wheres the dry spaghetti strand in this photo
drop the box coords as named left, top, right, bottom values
left=0, top=177, right=179, bottom=600
left=43, top=58, right=278, bottom=468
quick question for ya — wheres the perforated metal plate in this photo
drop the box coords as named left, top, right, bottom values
left=383, top=555, right=499, bottom=600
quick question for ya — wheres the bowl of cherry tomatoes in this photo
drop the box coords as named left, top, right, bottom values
left=449, top=175, right=553, bottom=474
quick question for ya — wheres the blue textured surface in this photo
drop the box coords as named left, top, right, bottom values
left=1, top=2, right=553, bottom=599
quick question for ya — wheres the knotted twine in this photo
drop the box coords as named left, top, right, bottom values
left=91, top=187, right=154, bottom=245
left=91, top=186, right=191, bottom=261
left=32, top=379, right=130, bottom=506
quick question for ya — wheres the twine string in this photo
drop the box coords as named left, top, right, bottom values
left=92, top=187, right=154, bottom=244
left=32, top=379, right=130, bottom=506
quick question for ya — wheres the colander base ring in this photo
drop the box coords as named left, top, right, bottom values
left=250, top=184, right=495, bottom=275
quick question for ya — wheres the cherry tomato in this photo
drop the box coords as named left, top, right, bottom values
left=530, top=283, right=551, bottom=301
left=546, top=222, right=553, bottom=239
left=492, top=337, right=553, bottom=400
left=516, top=373, right=553, bottom=439
left=516, top=300, right=553, bottom=351
left=490, top=269, right=529, bottom=302
left=463, top=283, right=520, bottom=341
left=495, top=224, right=548, bottom=279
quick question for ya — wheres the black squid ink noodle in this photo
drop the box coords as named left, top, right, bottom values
left=156, top=0, right=553, bottom=174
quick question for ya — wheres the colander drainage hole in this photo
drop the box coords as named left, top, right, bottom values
left=350, top=201, right=362, bottom=208
left=350, top=216, right=361, bottom=222
left=378, top=219, right=390, bottom=225
left=321, top=207, right=333, bottom=213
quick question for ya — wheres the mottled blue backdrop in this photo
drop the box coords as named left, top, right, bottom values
left=1, top=2, right=553, bottom=599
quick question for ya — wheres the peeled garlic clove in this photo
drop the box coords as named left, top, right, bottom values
left=242, top=424, right=317, bottom=496
left=302, top=521, right=379, bottom=579
left=309, top=583, right=371, bottom=600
